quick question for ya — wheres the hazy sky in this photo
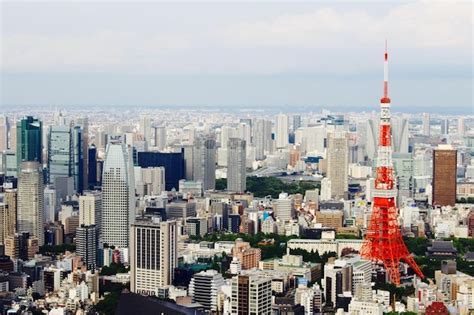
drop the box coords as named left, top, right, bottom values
left=1, top=1, right=472, bottom=113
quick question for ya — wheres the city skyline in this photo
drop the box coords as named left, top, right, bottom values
left=1, top=1, right=472, bottom=112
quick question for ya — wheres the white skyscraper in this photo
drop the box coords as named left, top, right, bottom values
left=193, top=138, right=216, bottom=191
left=189, top=270, right=225, bottom=312
left=139, top=115, right=151, bottom=150
left=458, top=117, right=465, bottom=136
left=153, top=125, right=166, bottom=150
left=422, top=113, right=430, bottom=136
left=253, top=119, right=266, bottom=160
left=130, top=219, right=178, bottom=294
left=327, top=131, right=348, bottom=199
left=275, top=114, right=289, bottom=149
left=0, top=115, right=9, bottom=151
left=17, top=161, right=45, bottom=245
left=227, top=138, right=246, bottom=192
left=101, top=139, right=135, bottom=249
left=79, top=191, right=102, bottom=233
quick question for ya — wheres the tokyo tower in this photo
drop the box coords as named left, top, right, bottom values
left=360, top=43, right=424, bottom=285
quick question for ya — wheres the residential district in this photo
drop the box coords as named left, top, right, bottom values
left=0, top=53, right=473, bottom=315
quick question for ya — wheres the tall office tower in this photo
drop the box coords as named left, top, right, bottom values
left=76, top=225, right=97, bottom=271
left=293, top=114, right=302, bottom=131
left=188, top=269, right=225, bottom=312
left=231, top=275, right=272, bottom=315
left=391, top=117, right=409, bottom=154
left=432, top=145, right=457, bottom=207
left=393, top=153, right=414, bottom=200
left=17, top=161, right=45, bottom=246
left=139, top=115, right=151, bottom=150
left=130, top=220, right=178, bottom=294
left=220, top=126, right=237, bottom=149
left=9, top=123, right=17, bottom=151
left=327, top=131, right=348, bottom=199
left=193, top=138, right=216, bottom=191
left=0, top=116, right=9, bottom=151
left=182, top=145, right=194, bottom=180
left=227, top=138, right=246, bottom=192
left=275, top=114, right=289, bottom=149
left=3, top=189, right=17, bottom=239
left=17, top=116, right=42, bottom=167
left=76, top=118, right=89, bottom=193
left=361, top=45, right=423, bottom=285
left=238, top=122, right=251, bottom=145
left=79, top=191, right=102, bottom=234
left=422, top=113, right=430, bottom=136
left=88, top=145, right=98, bottom=189
left=44, top=185, right=57, bottom=222
left=264, top=120, right=273, bottom=153
left=0, top=202, right=16, bottom=243
left=253, top=119, right=265, bottom=160
left=102, top=140, right=135, bottom=249
left=47, top=124, right=83, bottom=193
left=441, top=119, right=449, bottom=135
left=458, top=117, right=465, bottom=136
left=137, top=151, right=185, bottom=191
left=153, top=125, right=166, bottom=150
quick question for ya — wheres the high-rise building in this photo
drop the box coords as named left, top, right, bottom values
left=139, top=115, right=151, bottom=150
left=432, top=145, right=457, bottom=207
left=0, top=116, right=9, bottom=151
left=327, top=131, right=348, bottom=199
left=76, top=224, right=97, bottom=271
left=88, top=145, right=98, bottom=189
left=275, top=114, right=289, bottom=149
left=231, top=275, right=272, bottom=315
left=422, top=113, right=430, bottom=136
left=153, top=125, right=166, bottom=150
left=274, top=193, right=294, bottom=222
left=440, top=119, right=449, bottom=135
left=79, top=191, right=102, bottom=237
left=130, top=219, right=177, bottom=294
left=17, top=116, right=42, bottom=168
left=137, top=151, right=184, bottom=191
left=188, top=269, right=225, bottom=312
left=293, top=115, right=302, bottom=131
left=47, top=124, right=84, bottom=193
left=227, top=138, right=246, bottom=192
left=3, top=189, right=17, bottom=240
left=75, top=118, right=89, bottom=193
left=193, top=138, right=216, bottom=191
left=17, top=161, right=44, bottom=245
left=458, top=117, right=465, bottom=136
left=102, top=139, right=135, bottom=249
left=0, top=202, right=16, bottom=243
left=253, top=119, right=266, bottom=160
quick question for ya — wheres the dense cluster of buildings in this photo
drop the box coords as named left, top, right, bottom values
left=0, top=107, right=472, bottom=314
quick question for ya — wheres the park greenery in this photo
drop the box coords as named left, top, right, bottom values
left=215, top=176, right=320, bottom=198
left=99, top=262, right=129, bottom=276
left=456, top=197, right=474, bottom=203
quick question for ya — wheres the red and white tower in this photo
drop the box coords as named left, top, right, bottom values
left=360, top=43, right=424, bottom=285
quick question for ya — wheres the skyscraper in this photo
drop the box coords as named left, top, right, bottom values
left=130, top=219, right=177, bottom=294
left=75, top=118, right=89, bottom=193
left=432, top=145, right=457, bottom=207
left=275, top=114, right=289, bottom=149
left=153, top=125, right=166, bottom=150
left=231, top=275, right=272, bottom=315
left=422, top=113, right=430, bottom=136
left=139, top=115, right=151, bottom=150
left=88, top=145, right=98, bottom=189
left=3, top=189, right=17, bottom=240
left=47, top=124, right=84, bottom=193
left=327, top=131, right=348, bottom=199
left=76, top=225, right=97, bottom=271
left=79, top=191, right=102, bottom=235
left=137, top=151, right=184, bottom=191
left=440, top=119, right=449, bottom=135
left=17, top=116, right=42, bottom=168
left=253, top=119, right=266, bottom=160
left=458, top=117, right=465, bottom=136
left=0, top=116, right=9, bottom=151
left=17, top=161, right=45, bottom=246
left=193, top=138, right=216, bottom=191
left=293, top=114, right=302, bottom=131
left=227, top=138, right=246, bottom=192
left=102, top=139, right=135, bottom=249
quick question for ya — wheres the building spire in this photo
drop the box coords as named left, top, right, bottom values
left=381, top=40, right=390, bottom=103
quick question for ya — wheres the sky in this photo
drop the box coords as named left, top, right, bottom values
left=1, top=1, right=472, bottom=113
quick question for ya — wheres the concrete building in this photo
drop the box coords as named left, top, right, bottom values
left=227, top=138, right=246, bottom=192
left=275, top=114, right=289, bottom=149
left=327, top=131, right=348, bottom=199
left=188, top=269, right=225, bottom=312
left=76, top=225, right=98, bottom=271
left=130, top=220, right=178, bottom=294
left=232, top=241, right=261, bottom=270
left=231, top=275, right=272, bottom=315
left=101, top=139, right=135, bottom=249
left=422, top=113, right=431, bottom=136
left=17, top=161, right=45, bottom=245
left=433, top=145, right=457, bottom=206
left=193, top=138, right=216, bottom=191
